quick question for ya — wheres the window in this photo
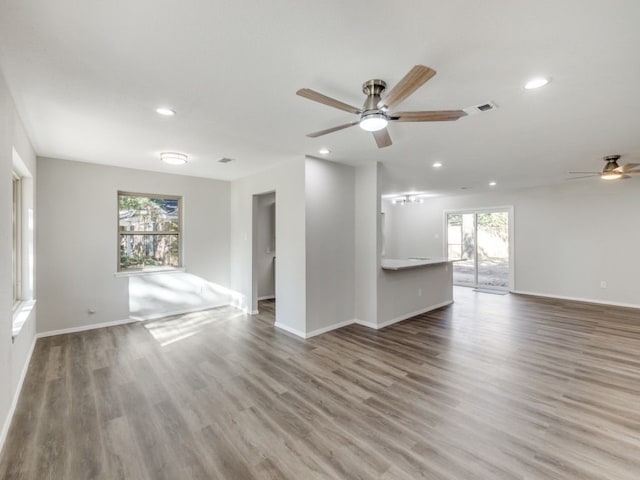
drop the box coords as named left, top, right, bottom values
left=12, top=172, right=22, bottom=308
left=118, top=192, right=182, bottom=271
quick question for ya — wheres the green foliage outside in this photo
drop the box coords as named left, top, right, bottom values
left=119, top=194, right=180, bottom=269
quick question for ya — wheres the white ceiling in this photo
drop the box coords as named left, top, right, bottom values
left=1, top=0, right=640, bottom=195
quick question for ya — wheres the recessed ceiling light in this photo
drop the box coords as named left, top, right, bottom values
left=318, top=148, right=331, bottom=155
left=432, top=162, right=443, bottom=168
left=524, top=77, right=549, bottom=90
left=156, top=107, right=176, bottom=116
left=489, top=181, right=497, bottom=186
left=160, top=152, right=188, bottom=165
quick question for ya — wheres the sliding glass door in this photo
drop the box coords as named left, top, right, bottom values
left=446, top=208, right=512, bottom=290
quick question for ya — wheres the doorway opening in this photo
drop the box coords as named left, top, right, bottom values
left=252, top=192, right=276, bottom=317
left=445, top=207, right=513, bottom=291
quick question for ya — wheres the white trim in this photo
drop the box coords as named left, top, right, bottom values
left=12, top=299, right=36, bottom=339
left=512, top=290, right=640, bottom=310
left=114, top=267, right=185, bottom=277
left=0, top=335, right=37, bottom=454
left=377, top=300, right=453, bottom=329
left=353, top=319, right=378, bottom=329
left=248, top=309, right=259, bottom=315
left=275, top=301, right=455, bottom=339
left=305, top=319, right=356, bottom=339
left=37, top=318, right=138, bottom=338
left=274, top=322, right=307, bottom=338
left=37, top=304, right=234, bottom=338
left=257, top=295, right=275, bottom=301
left=356, top=300, right=454, bottom=331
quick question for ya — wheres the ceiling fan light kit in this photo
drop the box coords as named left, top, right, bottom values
left=297, top=65, right=466, bottom=148
left=359, top=113, right=388, bottom=132
left=601, top=173, right=622, bottom=180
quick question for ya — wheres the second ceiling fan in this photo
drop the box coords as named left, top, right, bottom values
left=296, top=65, right=466, bottom=148
left=569, top=155, right=640, bottom=181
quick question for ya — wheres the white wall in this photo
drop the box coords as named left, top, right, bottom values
left=0, top=71, right=37, bottom=452
left=377, top=263, right=453, bottom=325
left=230, top=158, right=306, bottom=334
left=305, top=157, right=355, bottom=334
left=382, top=180, right=640, bottom=307
left=254, top=192, right=275, bottom=299
left=354, top=163, right=380, bottom=327
left=37, top=157, right=231, bottom=332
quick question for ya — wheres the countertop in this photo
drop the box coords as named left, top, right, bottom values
left=381, top=257, right=458, bottom=271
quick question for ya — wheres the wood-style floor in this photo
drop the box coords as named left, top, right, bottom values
left=1, top=288, right=640, bottom=479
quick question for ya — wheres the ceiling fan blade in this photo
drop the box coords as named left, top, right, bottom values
left=372, top=128, right=392, bottom=148
left=378, top=65, right=436, bottom=110
left=615, top=162, right=640, bottom=173
left=391, top=110, right=467, bottom=122
left=306, top=121, right=359, bottom=138
left=296, top=88, right=361, bottom=114
left=567, top=175, right=600, bottom=180
left=568, top=171, right=601, bottom=174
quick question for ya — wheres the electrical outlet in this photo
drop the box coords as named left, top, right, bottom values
left=418, top=288, right=423, bottom=297
left=600, top=281, right=607, bottom=289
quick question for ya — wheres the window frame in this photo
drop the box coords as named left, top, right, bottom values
left=12, top=171, right=22, bottom=310
left=117, top=191, right=183, bottom=272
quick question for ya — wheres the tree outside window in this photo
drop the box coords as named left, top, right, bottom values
left=118, top=192, right=181, bottom=271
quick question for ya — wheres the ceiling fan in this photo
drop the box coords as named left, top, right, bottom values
left=296, top=65, right=466, bottom=148
left=568, top=155, right=640, bottom=181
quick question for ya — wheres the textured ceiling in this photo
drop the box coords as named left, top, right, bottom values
left=1, top=0, right=639, bottom=195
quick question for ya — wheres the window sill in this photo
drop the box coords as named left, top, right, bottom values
left=114, top=267, right=185, bottom=278
left=12, top=299, right=36, bottom=341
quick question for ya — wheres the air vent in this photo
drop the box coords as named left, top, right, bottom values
left=463, top=101, right=498, bottom=116
left=218, top=157, right=234, bottom=163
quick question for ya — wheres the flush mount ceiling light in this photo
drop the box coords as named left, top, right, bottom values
left=156, top=107, right=176, bottom=116
left=489, top=181, right=497, bottom=186
left=160, top=152, right=188, bottom=165
left=359, top=113, right=389, bottom=132
left=524, top=77, right=549, bottom=90
left=432, top=161, right=443, bottom=168
left=318, top=148, right=331, bottom=155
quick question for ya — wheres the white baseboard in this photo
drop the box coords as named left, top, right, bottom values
left=257, top=295, right=275, bottom=301
left=305, top=319, right=357, bottom=339
left=355, top=300, right=454, bottom=331
left=353, top=319, right=378, bottom=329
left=512, top=290, right=640, bottom=310
left=37, top=304, right=234, bottom=339
left=274, top=301, right=454, bottom=339
left=37, top=317, right=138, bottom=338
left=274, top=322, right=307, bottom=338
left=275, top=318, right=358, bottom=339
left=0, top=335, right=37, bottom=455
left=377, top=300, right=454, bottom=329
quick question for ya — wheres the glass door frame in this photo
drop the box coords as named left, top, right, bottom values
left=443, top=206, right=515, bottom=291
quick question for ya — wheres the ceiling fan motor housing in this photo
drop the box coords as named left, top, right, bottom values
left=362, top=79, right=387, bottom=114
left=603, top=154, right=621, bottom=172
